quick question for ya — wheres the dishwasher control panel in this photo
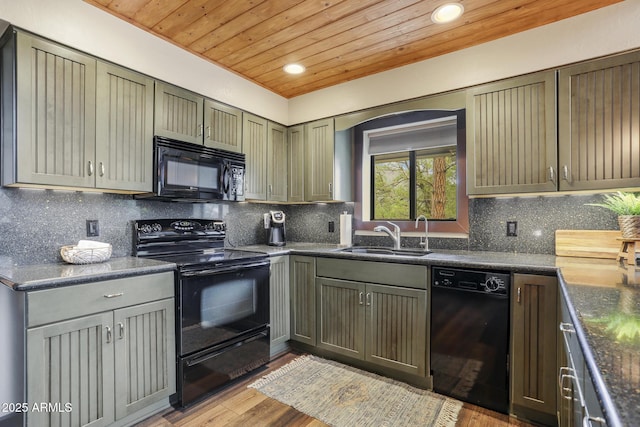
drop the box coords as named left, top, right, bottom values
left=432, top=267, right=510, bottom=296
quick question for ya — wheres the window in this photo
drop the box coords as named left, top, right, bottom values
left=354, top=109, right=468, bottom=234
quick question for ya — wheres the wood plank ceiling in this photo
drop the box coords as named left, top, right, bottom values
left=85, top=0, right=623, bottom=98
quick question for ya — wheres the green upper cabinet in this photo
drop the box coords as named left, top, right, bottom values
left=242, top=113, right=269, bottom=200
left=288, top=125, right=305, bottom=202
left=3, top=30, right=154, bottom=193
left=204, top=99, right=243, bottom=152
left=467, top=71, right=557, bottom=195
left=154, top=81, right=204, bottom=145
left=242, top=113, right=289, bottom=201
left=267, top=121, right=288, bottom=202
left=558, top=50, right=640, bottom=191
left=305, top=118, right=335, bottom=201
left=96, top=62, right=154, bottom=192
left=155, top=85, right=243, bottom=152
left=13, top=31, right=97, bottom=188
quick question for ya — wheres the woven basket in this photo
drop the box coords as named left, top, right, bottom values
left=618, top=215, right=640, bottom=239
left=60, top=245, right=112, bottom=264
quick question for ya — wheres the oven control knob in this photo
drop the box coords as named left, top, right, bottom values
left=484, top=276, right=504, bottom=292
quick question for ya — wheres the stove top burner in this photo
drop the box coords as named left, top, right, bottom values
left=134, top=219, right=267, bottom=268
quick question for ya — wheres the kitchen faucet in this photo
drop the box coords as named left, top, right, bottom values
left=373, top=221, right=401, bottom=250
left=415, top=215, right=429, bottom=251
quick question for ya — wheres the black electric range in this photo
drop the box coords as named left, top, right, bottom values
left=134, top=219, right=271, bottom=407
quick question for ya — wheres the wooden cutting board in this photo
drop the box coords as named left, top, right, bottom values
left=555, top=229, right=621, bottom=259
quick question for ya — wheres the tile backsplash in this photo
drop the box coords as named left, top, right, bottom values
left=0, top=186, right=620, bottom=266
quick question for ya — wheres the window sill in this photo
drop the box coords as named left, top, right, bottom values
left=355, top=230, right=469, bottom=239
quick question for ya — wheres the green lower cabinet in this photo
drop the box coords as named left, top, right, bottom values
left=289, top=256, right=316, bottom=346
left=270, top=256, right=290, bottom=357
left=316, top=277, right=427, bottom=377
left=27, top=312, right=115, bottom=427
left=510, top=273, right=558, bottom=426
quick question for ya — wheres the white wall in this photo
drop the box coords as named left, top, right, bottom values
left=0, top=0, right=289, bottom=124
left=289, top=1, right=640, bottom=125
left=1, top=1, right=640, bottom=126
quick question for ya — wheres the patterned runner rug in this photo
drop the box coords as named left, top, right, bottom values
left=249, top=355, right=462, bottom=427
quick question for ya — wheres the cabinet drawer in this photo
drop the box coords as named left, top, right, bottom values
left=316, top=258, right=427, bottom=289
left=27, top=272, right=174, bottom=327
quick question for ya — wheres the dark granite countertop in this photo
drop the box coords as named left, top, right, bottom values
left=240, top=243, right=637, bottom=426
left=0, top=257, right=176, bottom=291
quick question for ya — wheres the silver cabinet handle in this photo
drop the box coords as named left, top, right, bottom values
left=517, top=287, right=521, bottom=304
left=366, top=292, right=371, bottom=306
left=359, top=292, right=364, bottom=305
left=207, top=125, right=211, bottom=139
left=106, top=326, right=112, bottom=343
left=562, top=165, right=571, bottom=183
left=328, top=182, right=333, bottom=197
left=268, top=184, right=273, bottom=195
left=118, top=322, right=124, bottom=339
left=583, top=415, right=606, bottom=427
left=88, top=161, right=94, bottom=176
left=99, top=162, right=105, bottom=177
left=560, top=322, right=575, bottom=333
left=549, top=166, right=556, bottom=185
left=558, top=366, right=575, bottom=400
left=104, top=292, right=124, bottom=299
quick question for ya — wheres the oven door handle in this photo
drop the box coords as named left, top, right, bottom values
left=185, top=330, right=269, bottom=367
left=180, top=261, right=269, bottom=277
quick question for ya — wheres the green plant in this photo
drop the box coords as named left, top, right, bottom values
left=587, top=191, right=640, bottom=215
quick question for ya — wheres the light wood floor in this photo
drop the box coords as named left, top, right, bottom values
left=136, top=352, right=539, bottom=427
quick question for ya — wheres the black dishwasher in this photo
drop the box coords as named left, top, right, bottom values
left=431, top=267, right=510, bottom=414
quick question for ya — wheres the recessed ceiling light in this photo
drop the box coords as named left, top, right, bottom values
left=283, top=63, right=306, bottom=74
left=431, top=3, right=464, bottom=24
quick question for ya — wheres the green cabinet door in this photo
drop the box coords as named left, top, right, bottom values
left=559, top=50, right=640, bottom=191
left=154, top=82, right=203, bottom=144
left=242, top=112, right=268, bottom=200
left=204, top=99, right=243, bottom=152
left=95, top=62, right=154, bottom=192
left=316, top=277, right=365, bottom=359
left=288, top=124, right=305, bottom=202
left=511, top=273, right=558, bottom=425
left=267, top=122, right=288, bottom=202
left=466, top=71, right=557, bottom=195
left=15, top=32, right=97, bottom=188
left=305, top=118, right=335, bottom=201
left=290, top=256, right=316, bottom=346
left=114, top=299, right=175, bottom=420
left=27, top=312, right=115, bottom=427
left=270, top=256, right=290, bottom=357
left=365, top=283, right=427, bottom=376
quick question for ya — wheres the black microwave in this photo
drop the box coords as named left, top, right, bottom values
left=145, top=136, right=245, bottom=202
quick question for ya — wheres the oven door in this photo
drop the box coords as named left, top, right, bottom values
left=155, top=138, right=225, bottom=200
left=178, top=261, right=270, bottom=356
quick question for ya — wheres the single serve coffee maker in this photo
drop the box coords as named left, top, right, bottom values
left=264, top=210, right=286, bottom=246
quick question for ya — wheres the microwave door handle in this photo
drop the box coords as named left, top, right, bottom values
left=222, top=163, right=230, bottom=193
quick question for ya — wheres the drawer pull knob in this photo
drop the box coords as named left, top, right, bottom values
left=104, top=292, right=124, bottom=298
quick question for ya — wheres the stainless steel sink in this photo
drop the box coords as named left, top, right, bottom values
left=339, top=246, right=431, bottom=257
